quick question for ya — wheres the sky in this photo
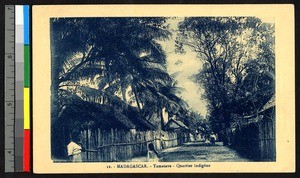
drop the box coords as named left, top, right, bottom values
left=158, top=17, right=274, bottom=117
left=159, top=18, right=208, bottom=117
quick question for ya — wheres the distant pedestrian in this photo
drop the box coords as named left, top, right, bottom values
left=204, top=133, right=210, bottom=145
left=210, top=132, right=217, bottom=146
left=204, top=137, right=210, bottom=146
left=160, top=133, right=166, bottom=149
left=147, top=143, right=159, bottom=162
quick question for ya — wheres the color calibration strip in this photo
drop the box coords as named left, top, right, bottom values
left=16, top=5, right=31, bottom=172
left=5, top=5, right=30, bottom=172
left=23, top=5, right=30, bottom=172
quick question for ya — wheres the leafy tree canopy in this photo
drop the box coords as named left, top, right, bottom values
left=176, top=17, right=275, bottom=137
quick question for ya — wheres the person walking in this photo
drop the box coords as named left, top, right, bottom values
left=147, top=143, right=159, bottom=162
left=209, top=132, right=217, bottom=146
left=160, top=133, right=166, bottom=149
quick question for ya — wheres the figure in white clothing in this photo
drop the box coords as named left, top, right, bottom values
left=67, top=141, right=82, bottom=162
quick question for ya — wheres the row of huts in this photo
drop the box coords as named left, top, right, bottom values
left=55, top=92, right=191, bottom=161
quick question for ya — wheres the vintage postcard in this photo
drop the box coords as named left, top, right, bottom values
left=32, top=5, right=295, bottom=173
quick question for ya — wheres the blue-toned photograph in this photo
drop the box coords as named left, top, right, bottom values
left=50, top=17, right=275, bottom=163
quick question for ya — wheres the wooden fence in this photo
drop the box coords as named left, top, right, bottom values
left=230, top=110, right=275, bottom=161
left=258, top=117, right=275, bottom=161
left=80, top=129, right=191, bottom=162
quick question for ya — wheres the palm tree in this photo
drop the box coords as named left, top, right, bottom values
left=50, top=17, right=191, bottom=158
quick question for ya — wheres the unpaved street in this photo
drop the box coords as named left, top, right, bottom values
left=130, top=142, right=249, bottom=162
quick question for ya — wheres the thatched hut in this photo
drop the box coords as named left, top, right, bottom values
left=228, top=95, right=275, bottom=161
left=165, top=118, right=191, bottom=145
left=53, top=92, right=156, bottom=159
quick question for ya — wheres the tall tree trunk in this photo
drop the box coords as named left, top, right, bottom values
left=222, top=109, right=231, bottom=146
left=121, top=80, right=127, bottom=102
left=121, top=80, right=128, bottom=118
left=132, top=86, right=142, bottom=111
left=158, top=105, right=165, bottom=131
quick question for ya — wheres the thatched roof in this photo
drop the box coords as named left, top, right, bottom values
left=126, top=106, right=157, bottom=130
left=165, top=118, right=189, bottom=130
left=259, top=95, right=275, bottom=113
left=58, top=93, right=156, bottom=130
left=229, top=95, right=275, bottom=132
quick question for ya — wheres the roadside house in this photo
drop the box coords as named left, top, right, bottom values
left=228, top=95, right=275, bottom=161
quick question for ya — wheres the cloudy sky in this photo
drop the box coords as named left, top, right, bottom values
left=159, top=18, right=208, bottom=117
